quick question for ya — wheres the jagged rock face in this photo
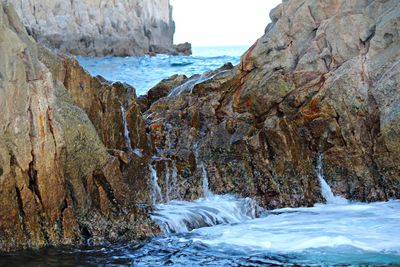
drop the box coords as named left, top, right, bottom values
left=38, top=47, right=150, bottom=156
left=5, top=0, right=175, bottom=56
left=145, top=0, right=400, bottom=208
left=138, top=74, right=188, bottom=113
left=0, top=3, right=154, bottom=252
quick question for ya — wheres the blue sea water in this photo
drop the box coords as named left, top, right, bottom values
left=77, top=46, right=248, bottom=96
left=1, top=46, right=400, bottom=267
left=2, top=200, right=400, bottom=266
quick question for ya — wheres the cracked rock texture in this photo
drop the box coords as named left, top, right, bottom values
left=5, top=0, right=176, bottom=56
left=145, top=0, right=400, bottom=208
left=0, top=3, right=154, bottom=252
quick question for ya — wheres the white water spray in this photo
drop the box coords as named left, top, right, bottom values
left=120, top=105, right=132, bottom=151
left=120, top=105, right=143, bottom=157
left=316, top=154, right=348, bottom=205
left=151, top=195, right=257, bottom=234
left=201, top=163, right=213, bottom=199
left=149, top=164, right=163, bottom=205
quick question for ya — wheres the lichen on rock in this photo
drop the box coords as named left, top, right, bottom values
left=0, top=2, right=155, bottom=252
left=145, top=0, right=400, bottom=209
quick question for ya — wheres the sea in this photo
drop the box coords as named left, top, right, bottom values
left=1, top=46, right=400, bottom=266
left=77, top=46, right=248, bottom=96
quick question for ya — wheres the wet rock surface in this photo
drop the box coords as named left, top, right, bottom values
left=1, top=0, right=400, bottom=254
left=0, top=3, right=155, bottom=252
left=138, top=74, right=188, bottom=113
left=145, top=0, right=400, bottom=209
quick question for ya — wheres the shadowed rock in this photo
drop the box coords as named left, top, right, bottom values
left=145, top=0, right=400, bottom=209
left=0, top=3, right=155, bottom=252
left=138, top=74, right=189, bottom=113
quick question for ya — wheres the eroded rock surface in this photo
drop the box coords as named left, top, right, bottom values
left=145, top=0, right=400, bottom=208
left=138, top=74, right=188, bottom=113
left=0, top=3, right=154, bottom=252
left=5, top=0, right=179, bottom=56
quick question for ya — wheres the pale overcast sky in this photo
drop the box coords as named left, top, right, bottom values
left=170, top=0, right=282, bottom=47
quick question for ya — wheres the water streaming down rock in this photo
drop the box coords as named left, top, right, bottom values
left=149, top=164, right=163, bottom=205
left=168, top=73, right=209, bottom=97
left=201, top=163, right=213, bottom=199
left=120, top=105, right=143, bottom=157
left=120, top=105, right=133, bottom=151
left=4, top=201, right=400, bottom=266
left=316, top=154, right=348, bottom=205
left=150, top=130, right=260, bottom=233
left=167, top=63, right=234, bottom=97
left=151, top=195, right=258, bottom=234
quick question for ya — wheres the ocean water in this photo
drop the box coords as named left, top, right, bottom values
left=77, top=46, right=248, bottom=96
left=3, top=200, right=399, bottom=266
left=2, top=48, right=399, bottom=266
left=2, top=158, right=400, bottom=266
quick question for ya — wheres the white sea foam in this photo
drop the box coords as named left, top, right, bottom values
left=190, top=200, right=400, bottom=254
left=316, top=154, right=348, bottom=205
left=151, top=194, right=257, bottom=234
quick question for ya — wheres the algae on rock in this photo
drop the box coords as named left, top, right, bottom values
left=0, top=2, right=154, bottom=252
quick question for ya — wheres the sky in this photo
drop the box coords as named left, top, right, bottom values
left=170, top=0, right=282, bottom=47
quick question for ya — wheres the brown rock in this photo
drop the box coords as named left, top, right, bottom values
left=38, top=47, right=150, bottom=155
left=0, top=3, right=154, bottom=252
left=145, top=0, right=400, bottom=209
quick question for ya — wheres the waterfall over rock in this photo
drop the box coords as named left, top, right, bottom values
left=316, top=154, right=348, bottom=205
left=144, top=0, right=400, bottom=209
left=151, top=161, right=258, bottom=234
left=151, top=195, right=258, bottom=234
left=120, top=105, right=143, bottom=157
left=201, top=163, right=213, bottom=199
left=149, top=164, right=163, bottom=205
left=120, top=105, right=133, bottom=152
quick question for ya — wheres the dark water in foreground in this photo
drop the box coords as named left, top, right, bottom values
left=2, top=47, right=400, bottom=267
left=1, top=199, right=400, bottom=267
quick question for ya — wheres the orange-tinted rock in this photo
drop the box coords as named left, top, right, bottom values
left=38, top=47, right=150, bottom=155
left=138, top=74, right=188, bottom=113
left=0, top=3, right=153, bottom=252
left=145, top=0, right=400, bottom=209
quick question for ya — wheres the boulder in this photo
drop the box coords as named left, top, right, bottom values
left=173, top=42, right=192, bottom=56
left=138, top=74, right=188, bottom=113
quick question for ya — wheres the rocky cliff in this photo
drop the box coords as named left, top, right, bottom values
left=145, top=0, right=400, bottom=208
left=4, top=0, right=184, bottom=56
left=1, top=0, right=400, bottom=253
left=0, top=2, right=155, bottom=252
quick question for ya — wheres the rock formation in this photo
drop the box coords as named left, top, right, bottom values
left=0, top=2, right=155, bottom=252
left=1, top=0, right=400, bottom=254
left=5, top=0, right=190, bottom=56
left=145, top=0, right=400, bottom=208
left=137, top=74, right=188, bottom=113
